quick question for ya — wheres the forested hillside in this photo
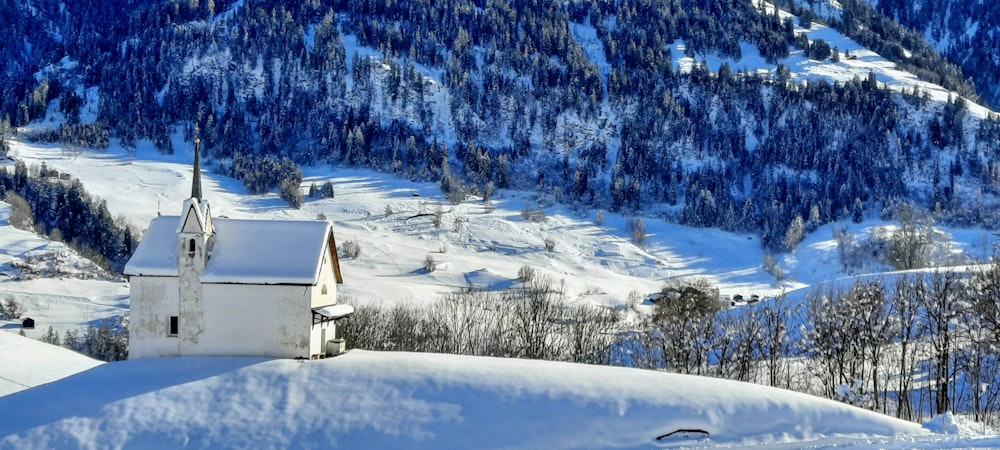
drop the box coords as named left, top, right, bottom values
left=2, top=0, right=1000, bottom=251
left=863, top=0, right=1000, bottom=109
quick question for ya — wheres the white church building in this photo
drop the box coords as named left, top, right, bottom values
left=124, top=139, right=349, bottom=359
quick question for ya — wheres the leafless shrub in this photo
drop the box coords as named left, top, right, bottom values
left=518, top=265, right=536, bottom=283
left=594, top=210, right=606, bottom=226
left=446, top=182, right=467, bottom=205
left=6, top=192, right=33, bottom=231
left=762, top=253, right=784, bottom=281
left=340, top=240, right=361, bottom=259
left=521, top=205, right=546, bottom=223
left=433, top=204, right=444, bottom=229
left=626, top=217, right=646, bottom=246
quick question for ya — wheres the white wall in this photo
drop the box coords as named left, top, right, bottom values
left=131, top=280, right=315, bottom=359
left=199, top=284, right=312, bottom=358
left=309, top=244, right=342, bottom=356
left=310, top=320, right=335, bottom=356
left=128, top=276, right=181, bottom=359
left=311, top=245, right=339, bottom=308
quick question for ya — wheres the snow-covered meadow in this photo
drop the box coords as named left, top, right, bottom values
left=1, top=135, right=999, bottom=447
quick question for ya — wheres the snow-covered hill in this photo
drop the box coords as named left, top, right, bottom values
left=0, top=200, right=128, bottom=341
left=0, top=349, right=945, bottom=449
left=0, top=331, right=101, bottom=397
left=672, top=0, right=993, bottom=119
left=6, top=137, right=779, bottom=308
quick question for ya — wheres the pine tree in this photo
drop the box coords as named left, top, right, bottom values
left=41, top=325, right=60, bottom=345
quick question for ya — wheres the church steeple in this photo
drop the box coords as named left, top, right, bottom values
left=178, top=133, right=214, bottom=276
left=177, top=132, right=213, bottom=250
left=192, top=136, right=203, bottom=200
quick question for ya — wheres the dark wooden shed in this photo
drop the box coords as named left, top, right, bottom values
left=21, top=317, right=35, bottom=329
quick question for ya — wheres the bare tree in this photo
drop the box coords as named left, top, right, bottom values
left=562, top=304, right=619, bottom=364
left=969, top=263, right=1000, bottom=347
left=891, top=273, right=923, bottom=421
left=627, top=217, right=647, bottom=246
left=729, top=307, right=763, bottom=382
left=652, top=278, right=720, bottom=374
left=594, top=210, right=606, bottom=226
left=509, top=275, right=562, bottom=360
left=432, top=204, right=445, bottom=228
left=783, top=214, right=805, bottom=252
left=887, top=203, right=934, bottom=270
left=757, top=295, right=794, bottom=388
left=5, top=192, right=33, bottom=231
left=340, top=303, right=387, bottom=350
left=920, top=270, right=963, bottom=415
left=340, top=240, right=361, bottom=259
left=803, top=284, right=855, bottom=399
left=708, top=311, right=744, bottom=380
left=517, top=265, right=536, bottom=283
left=845, top=280, right=892, bottom=413
left=964, top=264, right=1000, bottom=422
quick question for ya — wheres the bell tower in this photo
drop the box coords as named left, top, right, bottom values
left=176, top=135, right=213, bottom=347
left=178, top=136, right=214, bottom=270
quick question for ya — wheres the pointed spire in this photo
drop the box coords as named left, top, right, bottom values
left=192, top=136, right=203, bottom=200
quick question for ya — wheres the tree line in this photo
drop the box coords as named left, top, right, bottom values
left=860, top=0, right=1000, bottom=108
left=340, top=273, right=621, bottom=365
left=39, top=318, right=130, bottom=362
left=0, top=161, right=135, bottom=274
left=340, top=261, right=1000, bottom=426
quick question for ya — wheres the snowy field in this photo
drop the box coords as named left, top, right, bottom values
left=0, top=332, right=102, bottom=397
left=0, top=349, right=957, bottom=449
left=3, top=349, right=1000, bottom=449
left=5, top=136, right=796, bottom=314
left=1, top=136, right=999, bottom=448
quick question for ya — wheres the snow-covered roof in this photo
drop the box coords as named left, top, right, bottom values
left=314, top=304, right=355, bottom=319
left=124, top=216, right=337, bottom=285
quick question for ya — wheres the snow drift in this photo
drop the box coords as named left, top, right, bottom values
left=0, top=350, right=926, bottom=449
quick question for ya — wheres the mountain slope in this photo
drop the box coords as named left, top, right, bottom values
left=4, top=0, right=1000, bottom=248
left=865, top=0, right=1000, bottom=109
left=0, top=350, right=931, bottom=449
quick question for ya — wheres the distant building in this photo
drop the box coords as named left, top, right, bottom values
left=21, top=318, right=34, bottom=329
left=124, top=139, right=348, bottom=359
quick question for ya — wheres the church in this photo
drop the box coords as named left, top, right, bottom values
left=124, top=138, right=348, bottom=359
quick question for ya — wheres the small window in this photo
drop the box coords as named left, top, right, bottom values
left=321, top=284, right=328, bottom=295
left=188, top=239, right=196, bottom=255
left=168, top=316, right=179, bottom=336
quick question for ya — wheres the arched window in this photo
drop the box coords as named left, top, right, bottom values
left=321, top=284, right=328, bottom=295
left=188, top=239, right=196, bottom=255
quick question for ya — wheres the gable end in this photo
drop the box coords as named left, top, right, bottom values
left=328, top=229, right=343, bottom=284
left=180, top=202, right=204, bottom=234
